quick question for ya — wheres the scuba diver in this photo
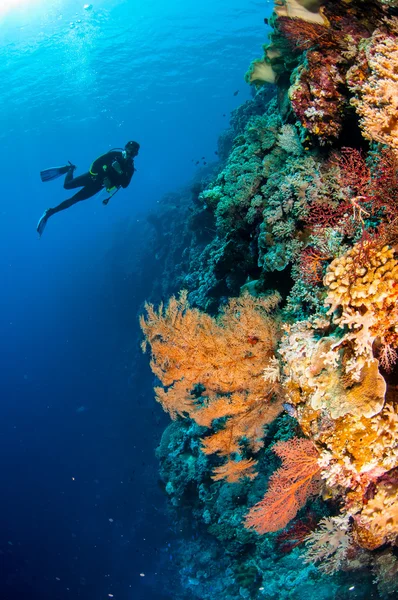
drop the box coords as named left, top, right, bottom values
left=37, top=140, right=140, bottom=236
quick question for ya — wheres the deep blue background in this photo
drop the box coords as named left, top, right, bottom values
left=0, top=1, right=271, bottom=598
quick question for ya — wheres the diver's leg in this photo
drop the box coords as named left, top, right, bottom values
left=48, top=183, right=102, bottom=215
left=64, top=171, right=93, bottom=190
left=37, top=180, right=102, bottom=236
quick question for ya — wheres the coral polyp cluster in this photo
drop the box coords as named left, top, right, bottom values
left=141, top=0, right=398, bottom=597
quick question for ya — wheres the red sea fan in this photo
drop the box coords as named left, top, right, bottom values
left=330, top=148, right=373, bottom=199
left=277, top=17, right=339, bottom=52
left=244, top=437, right=321, bottom=534
left=297, top=246, right=331, bottom=285
left=276, top=514, right=318, bottom=553
left=371, top=148, right=398, bottom=220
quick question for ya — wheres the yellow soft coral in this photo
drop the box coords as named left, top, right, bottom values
left=280, top=316, right=398, bottom=551
left=349, top=30, right=398, bottom=154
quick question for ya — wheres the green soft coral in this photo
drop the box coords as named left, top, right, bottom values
left=200, top=99, right=282, bottom=232
left=258, top=153, right=321, bottom=272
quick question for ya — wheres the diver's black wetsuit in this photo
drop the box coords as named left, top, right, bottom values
left=47, top=150, right=135, bottom=216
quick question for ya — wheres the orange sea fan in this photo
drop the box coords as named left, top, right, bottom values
left=140, top=290, right=284, bottom=481
left=211, top=458, right=258, bottom=483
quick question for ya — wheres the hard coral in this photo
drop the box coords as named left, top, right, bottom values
left=354, top=477, right=398, bottom=548
left=279, top=322, right=386, bottom=420
left=279, top=313, right=398, bottom=551
left=289, top=49, right=347, bottom=142
left=324, top=241, right=398, bottom=377
left=348, top=27, right=398, bottom=153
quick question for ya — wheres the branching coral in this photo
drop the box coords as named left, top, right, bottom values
left=324, top=241, right=398, bottom=376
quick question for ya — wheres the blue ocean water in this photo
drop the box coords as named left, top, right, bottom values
left=0, top=1, right=272, bottom=598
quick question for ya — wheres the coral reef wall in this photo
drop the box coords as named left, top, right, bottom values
left=140, top=1, right=398, bottom=598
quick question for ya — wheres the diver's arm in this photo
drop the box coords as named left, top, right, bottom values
left=119, top=162, right=135, bottom=188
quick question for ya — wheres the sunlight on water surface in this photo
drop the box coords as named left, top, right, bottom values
left=0, top=0, right=45, bottom=18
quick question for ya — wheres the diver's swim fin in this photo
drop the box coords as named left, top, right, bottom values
left=40, top=162, right=74, bottom=182
left=37, top=209, right=50, bottom=237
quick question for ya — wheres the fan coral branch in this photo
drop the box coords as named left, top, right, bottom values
left=244, top=437, right=321, bottom=533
